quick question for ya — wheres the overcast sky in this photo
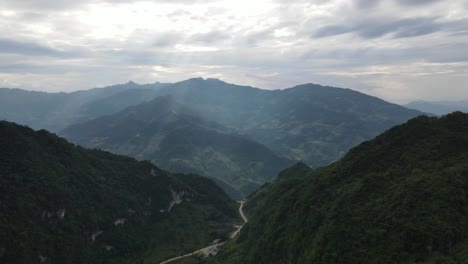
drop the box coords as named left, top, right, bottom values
left=0, top=0, right=467, bottom=102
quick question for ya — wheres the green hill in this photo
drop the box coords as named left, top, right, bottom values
left=214, top=112, right=468, bottom=264
left=60, top=96, right=293, bottom=197
left=0, top=121, right=239, bottom=264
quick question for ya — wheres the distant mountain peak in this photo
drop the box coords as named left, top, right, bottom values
left=405, top=100, right=468, bottom=116
left=188, top=77, right=205, bottom=81
left=206, top=77, right=222, bottom=82
left=185, top=77, right=225, bottom=83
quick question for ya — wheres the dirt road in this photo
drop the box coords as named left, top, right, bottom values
left=159, top=201, right=247, bottom=264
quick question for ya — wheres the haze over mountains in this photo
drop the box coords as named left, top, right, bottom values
left=405, top=100, right=468, bottom=116
left=143, top=78, right=422, bottom=167
left=0, top=82, right=169, bottom=132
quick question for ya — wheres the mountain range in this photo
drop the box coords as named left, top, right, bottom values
left=405, top=100, right=468, bottom=116
left=52, top=78, right=422, bottom=196
left=2, top=78, right=423, bottom=168
left=4, top=78, right=468, bottom=264
left=145, top=78, right=423, bottom=167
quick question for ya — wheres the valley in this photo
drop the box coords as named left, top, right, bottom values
left=1, top=79, right=467, bottom=264
left=1, top=0, right=466, bottom=263
left=160, top=201, right=248, bottom=264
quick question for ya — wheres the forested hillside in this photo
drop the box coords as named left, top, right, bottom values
left=213, top=112, right=468, bottom=264
left=0, top=121, right=239, bottom=263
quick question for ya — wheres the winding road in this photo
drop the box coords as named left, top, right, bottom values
left=159, top=201, right=248, bottom=264
left=229, top=201, right=248, bottom=239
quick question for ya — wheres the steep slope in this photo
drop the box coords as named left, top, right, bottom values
left=0, top=121, right=239, bottom=264
left=215, top=112, right=468, bottom=264
left=406, top=100, right=468, bottom=116
left=152, top=78, right=423, bottom=166
left=0, top=82, right=169, bottom=131
left=60, top=96, right=293, bottom=196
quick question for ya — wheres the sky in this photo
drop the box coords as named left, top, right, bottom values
left=0, top=0, right=467, bottom=103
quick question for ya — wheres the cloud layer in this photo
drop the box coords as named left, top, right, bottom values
left=0, top=0, right=467, bottom=102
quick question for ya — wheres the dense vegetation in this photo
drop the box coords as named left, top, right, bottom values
left=61, top=96, right=293, bottom=197
left=212, top=112, right=468, bottom=264
left=0, top=121, right=239, bottom=264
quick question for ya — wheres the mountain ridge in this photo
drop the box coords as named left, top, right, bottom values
left=0, top=82, right=170, bottom=131
left=405, top=100, right=468, bottom=115
left=2, top=78, right=423, bottom=168
left=150, top=79, right=423, bottom=166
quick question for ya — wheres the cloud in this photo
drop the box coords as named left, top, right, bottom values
left=151, top=32, right=184, bottom=47
left=0, top=0, right=467, bottom=102
left=0, top=38, right=78, bottom=57
left=3, top=0, right=215, bottom=11
left=190, top=30, right=231, bottom=44
left=394, top=0, right=442, bottom=6
left=355, top=0, right=380, bottom=9
left=3, top=0, right=84, bottom=10
left=313, top=17, right=443, bottom=39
